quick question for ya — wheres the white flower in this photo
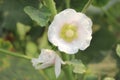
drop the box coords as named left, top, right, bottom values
left=31, top=49, right=65, bottom=78
left=48, top=9, right=92, bottom=54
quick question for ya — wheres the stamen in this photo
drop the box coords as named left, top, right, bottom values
left=60, top=24, right=78, bottom=42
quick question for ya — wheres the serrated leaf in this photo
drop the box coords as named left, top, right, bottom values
left=92, top=0, right=110, bottom=7
left=116, top=44, right=120, bottom=57
left=24, top=6, right=51, bottom=27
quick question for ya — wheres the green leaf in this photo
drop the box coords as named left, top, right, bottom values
left=116, top=44, right=120, bottom=57
left=92, top=0, right=110, bottom=7
left=67, top=60, right=86, bottom=74
left=24, top=6, right=51, bottom=27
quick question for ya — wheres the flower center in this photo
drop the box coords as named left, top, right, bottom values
left=65, top=29, right=74, bottom=37
left=60, top=24, right=78, bottom=42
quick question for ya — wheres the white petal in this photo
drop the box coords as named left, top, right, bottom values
left=77, top=13, right=92, bottom=26
left=31, top=49, right=65, bottom=78
left=38, top=49, right=56, bottom=63
left=76, top=13, right=92, bottom=50
left=48, top=9, right=92, bottom=54
left=58, top=44, right=79, bottom=54
left=55, top=56, right=62, bottom=78
left=57, top=12, right=92, bottom=52
left=78, top=36, right=92, bottom=50
left=31, top=58, right=52, bottom=69
left=48, top=9, right=78, bottom=47
left=31, top=49, right=57, bottom=69
left=31, top=58, right=42, bottom=68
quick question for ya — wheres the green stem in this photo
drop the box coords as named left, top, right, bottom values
left=0, top=48, right=31, bottom=60
left=39, top=70, right=49, bottom=80
left=65, top=0, right=70, bottom=8
left=64, top=66, right=74, bottom=80
left=62, top=54, right=74, bottom=80
left=44, top=0, right=57, bottom=19
left=81, top=0, right=93, bottom=13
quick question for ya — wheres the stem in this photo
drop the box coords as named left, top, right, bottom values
left=64, top=66, right=74, bottom=80
left=0, top=48, right=31, bottom=60
left=81, top=0, right=93, bottom=13
left=65, top=0, right=70, bottom=8
left=62, top=54, right=74, bottom=80
left=39, top=70, right=49, bottom=80
left=44, top=0, right=57, bottom=19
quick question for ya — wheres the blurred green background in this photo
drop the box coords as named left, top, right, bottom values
left=0, top=0, right=120, bottom=80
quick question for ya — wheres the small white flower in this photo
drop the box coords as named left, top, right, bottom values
left=31, top=49, right=65, bottom=78
left=48, top=9, right=92, bottom=54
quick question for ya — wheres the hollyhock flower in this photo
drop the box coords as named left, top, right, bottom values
left=31, top=49, right=65, bottom=78
left=48, top=9, right=92, bottom=54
